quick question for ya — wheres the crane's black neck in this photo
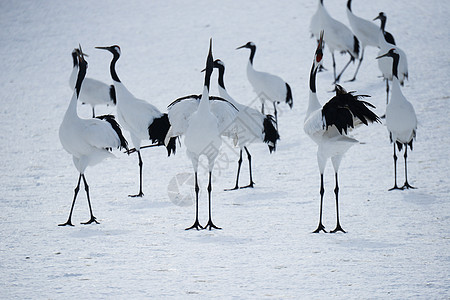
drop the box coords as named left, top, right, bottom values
left=75, top=60, right=87, bottom=98
left=347, top=0, right=352, bottom=11
left=309, top=63, right=317, bottom=93
left=72, top=51, right=78, bottom=68
left=391, top=52, right=399, bottom=79
left=248, top=45, right=256, bottom=65
left=216, top=65, right=225, bottom=90
left=110, top=52, right=121, bottom=83
left=380, top=17, right=387, bottom=32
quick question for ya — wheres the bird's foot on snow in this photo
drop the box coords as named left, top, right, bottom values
left=224, top=185, right=239, bottom=191
left=312, top=223, right=327, bottom=233
left=81, top=216, right=99, bottom=225
left=330, top=224, right=346, bottom=233
left=401, top=182, right=416, bottom=190
left=58, top=220, right=74, bottom=227
left=129, top=192, right=144, bottom=198
left=185, top=220, right=204, bottom=231
left=240, top=182, right=255, bottom=189
left=388, top=185, right=403, bottom=191
left=204, top=219, right=222, bottom=231
left=345, top=77, right=356, bottom=82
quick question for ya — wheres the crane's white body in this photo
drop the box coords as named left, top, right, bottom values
left=167, top=89, right=238, bottom=160
left=217, top=85, right=265, bottom=148
left=59, top=88, right=121, bottom=174
left=386, top=77, right=417, bottom=144
left=304, top=91, right=358, bottom=174
left=246, top=60, right=289, bottom=108
left=113, top=81, right=163, bottom=150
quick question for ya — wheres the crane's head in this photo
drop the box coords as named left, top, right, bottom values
left=313, top=31, right=324, bottom=70
left=373, top=12, right=386, bottom=22
left=95, top=45, right=121, bottom=57
left=376, top=48, right=398, bottom=60
left=236, top=41, right=256, bottom=51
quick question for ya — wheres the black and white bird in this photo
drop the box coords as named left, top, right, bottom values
left=314, top=0, right=360, bottom=83
left=377, top=49, right=417, bottom=190
left=69, top=48, right=116, bottom=118
left=304, top=33, right=380, bottom=233
left=59, top=51, right=128, bottom=226
left=236, top=42, right=293, bottom=130
left=96, top=45, right=176, bottom=197
left=375, top=12, right=408, bottom=106
left=373, top=12, right=396, bottom=45
left=165, top=39, right=239, bottom=230
left=346, top=0, right=380, bottom=81
left=212, top=59, right=280, bottom=190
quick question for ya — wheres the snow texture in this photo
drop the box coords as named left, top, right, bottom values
left=0, top=0, right=449, bottom=298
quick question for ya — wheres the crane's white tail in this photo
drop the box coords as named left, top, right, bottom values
left=96, top=115, right=128, bottom=151
left=109, top=85, right=117, bottom=105
left=322, top=85, right=380, bottom=134
left=285, top=83, right=293, bottom=109
left=263, top=114, right=280, bottom=153
left=148, top=114, right=177, bottom=156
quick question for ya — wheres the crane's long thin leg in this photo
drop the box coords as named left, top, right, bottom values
left=389, top=144, right=402, bottom=191
left=225, top=149, right=243, bottom=191
left=241, top=147, right=255, bottom=189
left=261, top=101, right=265, bottom=114
left=332, top=53, right=337, bottom=84
left=186, top=172, right=203, bottom=230
left=313, top=174, right=327, bottom=233
left=336, top=55, right=354, bottom=83
left=91, top=107, right=95, bottom=118
left=129, top=151, right=144, bottom=197
left=59, top=174, right=82, bottom=226
left=273, top=102, right=279, bottom=132
left=386, top=79, right=390, bottom=105
left=80, top=174, right=99, bottom=225
left=205, top=172, right=221, bottom=230
left=347, top=48, right=364, bottom=82
left=330, top=172, right=346, bottom=233
left=402, top=146, right=416, bottom=189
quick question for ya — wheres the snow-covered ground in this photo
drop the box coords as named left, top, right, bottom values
left=1, top=0, right=449, bottom=298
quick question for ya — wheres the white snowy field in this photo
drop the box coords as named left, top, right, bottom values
left=1, top=0, right=449, bottom=298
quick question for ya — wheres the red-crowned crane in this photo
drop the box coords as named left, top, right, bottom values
left=304, top=32, right=380, bottom=233
left=377, top=48, right=417, bottom=190
left=236, top=42, right=293, bottom=131
left=165, top=39, right=239, bottom=230
left=96, top=45, right=176, bottom=197
left=59, top=50, right=128, bottom=226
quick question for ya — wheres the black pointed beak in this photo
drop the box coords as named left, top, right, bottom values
left=376, top=52, right=389, bottom=59
left=318, top=30, right=324, bottom=50
left=373, top=15, right=380, bottom=21
left=78, top=44, right=89, bottom=57
left=200, top=68, right=206, bottom=73
left=95, top=46, right=109, bottom=51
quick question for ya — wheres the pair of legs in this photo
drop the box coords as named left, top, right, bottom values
left=59, top=173, right=99, bottom=226
left=389, top=142, right=415, bottom=190
left=225, top=147, right=254, bottom=191
left=314, top=172, right=346, bottom=234
left=186, top=171, right=221, bottom=231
